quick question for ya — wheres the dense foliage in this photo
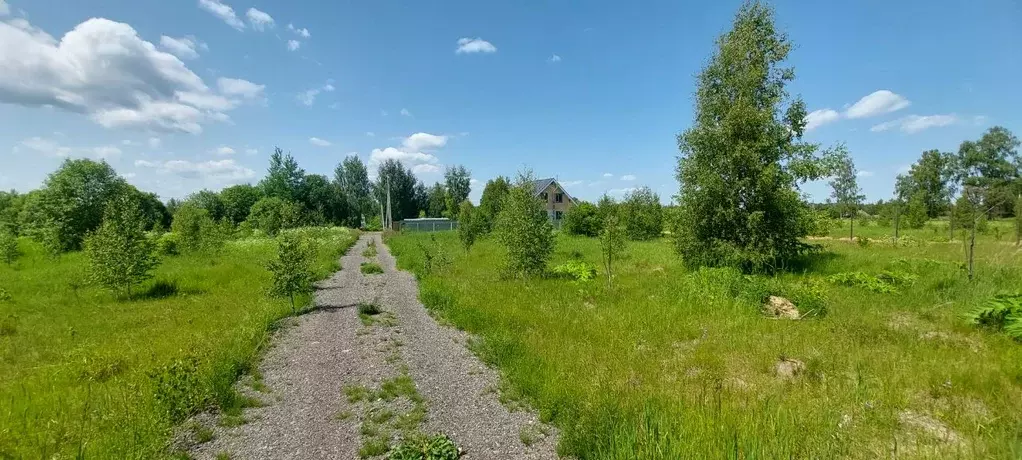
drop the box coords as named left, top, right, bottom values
left=621, top=187, right=663, bottom=240
left=674, top=2, right=827, bottom=271
left=266, top=232, right=316, bottom=313
left=494, top=173, right=554, bottom=277
left=563, top=201, right=601, bottom=237
left=84, top=194, right=160, bottom=297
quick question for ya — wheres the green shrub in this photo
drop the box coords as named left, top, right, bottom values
left=551, top=260, right=598, bottom=283
left=361, top=262, right=384, bottom=274
left=171, top=203, right=212, bottom=253
left=156, top=233, right=180, bottom=255
left=358, top=302, right=382, bottom=316
left=387, top=434, right=460, bottom=460
left=248, top=197, right=302, bottom=236
left=826, top=270, right=915, bottom=294
left=563, top=202, right=601, bottom=237
left=494, top=173, right=555, bottom=277
left=621, top=186, right=663, bottom=240
left=456, top=200, right=479, bottom=252
left=266, top=233, right=316, bottom=313
left=600, top=214, right=626, bottom=286
left=965, top=294, right=1022, bottom=340
left=0, top=230, right=19, bottom=265
left=85, top=195, right=161, bottom=298
left=418, top=235, right=451, bottom=276
left=149, top=356, right=207, bottom=423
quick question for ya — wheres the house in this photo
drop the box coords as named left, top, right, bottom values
left=531, top=178, right=576, bottom=220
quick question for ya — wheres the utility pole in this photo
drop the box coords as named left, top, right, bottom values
left=386, top=178, right=393, bottom=230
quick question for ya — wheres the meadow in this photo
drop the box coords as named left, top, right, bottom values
left=0, top=227, right=357, bottom=459
left=386, top=227, right=1022, bottom=459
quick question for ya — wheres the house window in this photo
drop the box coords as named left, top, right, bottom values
left=555, top=211, right=563, bottom=220
left=540, top=192, right=548, bottom=201
left=555, top=193, right=563, bottom=203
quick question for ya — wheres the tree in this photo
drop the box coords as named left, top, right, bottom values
left=621, top=187, right=663, bottom=240
left=600, top=214, right=626, bottom=287
left=260, top=147, right=306, bottom=202
left=248, top=197, right=301, bottom=236
left=900, top=150, right=958, bottom=218
left=335, top=156, right=372, bottom=227
left=221, top=184, right=263, bottom=225
left=1015, top=195, right=1022, bottom=246
left=266, top=233, right=315, bottom=314
left=478, top=176, right=511, bottom=234
left=300, top=174, right=342, bottom=224
left=426, top=183, right=448, bottom=218
left=444, top=165, right=471, bottom=218
left=171, top=203, right=212, bottom=252
left=185, top=189, right=227, bottom=222
left=0, top=229, right=18, bottom=265
left=674, top=2, right=828, bottom=271
left=39, top=159, right=127, bottom=252
left=374, top=159, right=420, bottom=221
left=563, top=201, right=601, bottom=237
left=84, top=194, right=160, bottom=298
left=494, top=172, right=555, bottom=277
left=828, top=147, right=864, bottom=239
left=457, top=200, right=479, bottom=252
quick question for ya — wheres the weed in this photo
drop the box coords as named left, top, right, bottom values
left=344, top=384, right=373, bottom=403
left=359, top=302, right=382, bottom=316
left=218, top=414, right=246, bottom=428
left=388, top=434, right=460, bottom=460
left=215, top=452, right=232, bottom=460
left=965, top=294, right=1022, bottom=340
left=550, top=260, right=598, bottom=283
left=358, top=436, right=390, bottom=458
left=335, top=410, right=353, bottom=420
left=361, top=262, right=384, bottom=274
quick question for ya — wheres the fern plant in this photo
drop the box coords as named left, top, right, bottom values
left=965, top=294, right=1022, bottom=341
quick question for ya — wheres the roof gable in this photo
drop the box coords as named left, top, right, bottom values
left=531, top=178, right=576, bottom=203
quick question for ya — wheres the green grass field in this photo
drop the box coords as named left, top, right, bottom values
left=386, top=229, right=1022, bottom=459
left=0, top=227, right=357, bottom=459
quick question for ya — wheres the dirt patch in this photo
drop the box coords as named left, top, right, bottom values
left=774, top=358, right=805, bottom=380
left=763, top=296, right=800, bottom=320
left=899, top=410, right=963, bottom=445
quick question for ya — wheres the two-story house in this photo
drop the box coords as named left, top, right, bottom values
left=531, top=178, right=576, bottom=221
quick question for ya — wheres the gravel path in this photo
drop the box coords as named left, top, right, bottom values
left=187, top=233, right=559, bottom=460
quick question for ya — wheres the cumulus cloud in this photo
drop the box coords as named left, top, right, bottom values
left=602, top=173, right=613, bottom=178
left=620, top=174, right=636, bottom=181
left=412, top=164, right=441, bottom=174
left=456, top=37, right=496, bottom=54
left=160, top=35, right=206, bottom=60
left=287, top=39, right=300, bottom=51
left=135, top=158, right=255, bottom=181
left=608, top=187, right=637, bottom=195
left=295, top=82, right=333, bottom=106
left=198, top=0, right=245, bottom=30
left=245, top=8, right=274, bottom=31
left=309, top=137, right=331, bottom=147
left=287, top=23, right=310, bottom=38
left=211, top=146, right=236, bottom=155
left=0, top=0, right=8, bottom=16
left=15, top=137, right=71, bottom=157
left=845, top=90, right=910, bottom=119
left=805, top=109, right=841, bottom=132
left=870, top=114, right=959, bottom=134
left=0, top=17, right=263, bottom=134
left=402, top=132, right=447, bottom=151
left=149, top=137, right=162, bottom=148
left=365, top=132, right=375, bottom=137
left=548, top=54, right=561, bottom=63
left=217, top=77, right=265, bottom=99
left=370, top=147, right=440, bottom=171
left=400, top=108, right=412, bottom=117
left=856, top=170, right=874, bottom=177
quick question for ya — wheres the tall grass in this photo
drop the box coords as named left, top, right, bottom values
left=0, top=228, right=357, bottom=458
left=386, top=230, right=1022, bottom=459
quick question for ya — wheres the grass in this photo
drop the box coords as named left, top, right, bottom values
left=0, top=227, right=358, bottom=459
left=386, top=227, right=1022, bottom=459
left=361, top=261, right=384, bottom=274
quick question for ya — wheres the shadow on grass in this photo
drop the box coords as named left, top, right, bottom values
left=134, top=279, right=206, bottom=300
left=778, top=246, right=843, bottom=274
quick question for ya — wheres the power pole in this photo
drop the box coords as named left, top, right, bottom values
left=386, top=178, right=393, bottom=230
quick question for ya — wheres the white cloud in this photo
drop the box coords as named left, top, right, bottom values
left=90, top=146, right=121, bottom=158
left=620, top=174, right=636, bottom=181
left=217, top=77, right=265, bottom=99
left=602, top=173, right=613, bottom=178
left=456, top=37, right=497, bottom=54
left=870, top=114, right=959, bottom=134
left=309, top=137, right=331, bottom=147
left=0, top=0, right=8, bottom=16
left=402, top=132, right=447, bottom=151
left=287, top=23, right=310, bottom=38
left=122, top=139, right=133, bottom=146
left=0, top=16, right=259, bottom=134
left=370, top=147, right=439, bottom=171
left=160, top=35, right=205, bottom=60
left=845, top=90, right=910, bottom=119
left=856, top=171, right=874, bottom=177
left=608, top=187, right=637, bottom=195
left=412, top=164, right=441, bottom=174
left=365, top=131, right=375, bottom=137
left=135, top=158, right=255, bottom=181
left=15, top=137, right=71, bottom=157
left=198, top=0, right=245, bottom=31
left=148, top=137, right=162, bottom=148
left=548, top=54, right=561, bottom=63
left=245, top=8, right=274, bottom=31
left=297, top=89, right=319, bottom=105
left=287, top=39, right=300, bottom=51
left=805, top=108, right=841, bottom=132
left=469, top=178, right=479, bottom=185
left=122, top=172, right=136, bottom=179
left=400, top=108, right=412, bottom=117
left=561, top=180, right=583, bottom=187
left=211, top=146, right=236, bottom=155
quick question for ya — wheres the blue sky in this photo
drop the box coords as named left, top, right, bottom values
left=1, top=0, right=1020, bottom=204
